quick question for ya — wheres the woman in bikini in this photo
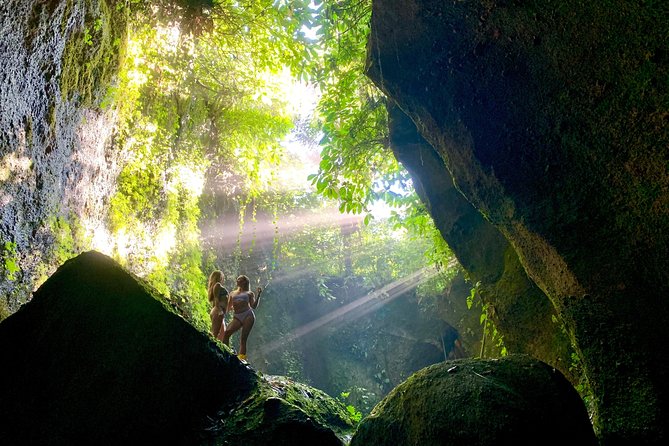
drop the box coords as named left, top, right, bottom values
left=222, top=274, right=262, bottom=360
left=207, top=270, right=229, bottom=341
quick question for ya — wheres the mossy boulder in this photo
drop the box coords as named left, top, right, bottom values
left=0, top=251, right=355, bottom=444
left=350, top=355, right=596, bottom=446
left=217, top=375, right=356, bottom=445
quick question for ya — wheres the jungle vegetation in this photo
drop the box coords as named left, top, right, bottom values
left=95, top=2, right=456, bottom=324
left=14, top=0, right=499, bottom=413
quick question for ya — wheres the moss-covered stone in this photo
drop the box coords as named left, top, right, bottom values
left=351, top=355, right=596, bottom=446
left=0, top=251, right=355, bottom=444
left=59, top=0, right=127, bottom=106
left=210, top=375, right=356, bottom=446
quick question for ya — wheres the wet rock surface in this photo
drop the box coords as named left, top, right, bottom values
left=351, top=355, right=597, bottom=446
left=0, top=251, right=354, bottom=444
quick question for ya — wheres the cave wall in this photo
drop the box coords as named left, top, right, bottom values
left=387, top=104, right=575, bottom=381
left=0, top=0, right=125, bottom=311
left=367, top=0, right=668, bottom=443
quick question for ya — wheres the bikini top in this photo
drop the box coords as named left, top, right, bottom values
left=232, top=291, right=251, bottom=304
left=218, top=286, right=229, bottom=299
left=212, top=285, right=229, bottom=314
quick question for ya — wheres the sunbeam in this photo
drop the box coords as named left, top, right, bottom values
left=202, top=206, right=364, bottom=251
left=258, top=259, right=457, bottom=357
left=260, top=235, right=424, bottom=288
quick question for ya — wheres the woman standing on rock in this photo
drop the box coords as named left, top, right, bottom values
left=222, top=275, right=262, bottom=361
left=207, top=270, right=229, bottom=341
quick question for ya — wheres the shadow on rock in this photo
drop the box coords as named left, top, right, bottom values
left=0, top=251, right=355, bottom=445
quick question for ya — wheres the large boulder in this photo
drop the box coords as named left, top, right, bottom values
left=0, top=251, right=355, bottom=444
left=350, top=355, right=597, bottom=446
left=367, top=0, right=669, bottom=442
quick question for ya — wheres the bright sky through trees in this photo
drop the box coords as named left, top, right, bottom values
left=260, top=69, right=398, bottom=220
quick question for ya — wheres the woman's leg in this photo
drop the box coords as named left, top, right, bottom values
left=238, top=313, right=255, bottom=356
left=223, top=318, right=242, bottom=346
left=216, top=320, right=227, bottom=342
left=210, top=309, right=222, bottom=337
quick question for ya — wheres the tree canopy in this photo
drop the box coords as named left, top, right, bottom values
left=30, top=0, right=464, bottom=354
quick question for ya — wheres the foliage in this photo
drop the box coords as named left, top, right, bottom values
left=208, top=0, right=317, bottom=79
left=225, top=198, right=459, bottom=413
left=302, top=1, right=456, bottom=282
left=92, top=1, right=461, bottom=412
left=467, top=281, right=507, bottom=358
left=466, top=281, right=480, bottom=311
left=47, top=214, right=90, bottom=265
left=391, top=198, right=456, bottom=273
left=306, top=0, right=399, bottom=219
left=339, top=387, right=376, bottom=416
left=570, top=352, right=595, bottom=417
left=99, top=0, right=456, bottom=331
left=342, top=395, right=363, bottom=424
left=103, top=1, right=316, bottom=327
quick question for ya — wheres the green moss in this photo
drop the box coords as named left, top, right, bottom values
left=219, top=374, right=357, bottom=444
left=0, top=298, right=9, bottom=322
left=352, top=356, right=596, bottom=446
left=59, top=0, right=128, bottom=106
left=108, top=163, right=163, bottom=231
left=47, top=213, right=90, bottom=265
left=1, top=240, right=21, bottom=282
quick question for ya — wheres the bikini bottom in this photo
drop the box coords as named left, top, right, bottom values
left=234, top=308, right=254, bottom=323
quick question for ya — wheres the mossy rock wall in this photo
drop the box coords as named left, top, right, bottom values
left=0, top=251, right=355, bottom=444
left=1, top=0, right=126, bottom=310
left=368, top=0, right=669, bottom=442
left=388, top=104, right=574, bottom=380
left=350, top=355, right=597, bottom=446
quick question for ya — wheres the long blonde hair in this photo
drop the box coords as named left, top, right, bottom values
left=207, top=270, right=224, bottom=305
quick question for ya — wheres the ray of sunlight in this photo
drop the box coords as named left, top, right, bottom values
left=258, top=260, right=456, bottom=357
left=202, top=206, right=364, bottom=250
